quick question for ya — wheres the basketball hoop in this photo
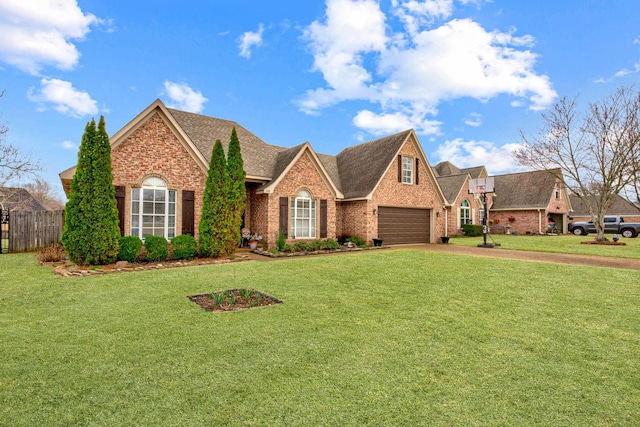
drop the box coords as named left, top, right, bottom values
left=468, top=177, right=495, bottom=194
left=468, top=177, right=498, bottom=248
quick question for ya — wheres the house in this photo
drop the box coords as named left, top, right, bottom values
left=568, top=194, right=640, bottom=223
left=490, top=169, right=571, bottom=234
left=60, top=99, right=448, bottom=248
left=0, top=187, right=48, bottom=212
left=432, top=161, right=490, bottom=235
left=431, top=164, right=572, bottom=235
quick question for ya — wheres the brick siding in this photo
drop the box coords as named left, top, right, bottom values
left=111, top=112, right=207, bottom=238
left=370, top=136, right=445, bottom=243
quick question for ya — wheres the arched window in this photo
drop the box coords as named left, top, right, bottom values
left=460, top=199, right=471, bottom=227
left=131, top=177, right=176, bottom=239
left=290, top=190, right=316, bottom=238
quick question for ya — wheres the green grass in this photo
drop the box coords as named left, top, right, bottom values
left=1, top=251, right=639, bottom=426
left=451, top=233, right=640, bottom=258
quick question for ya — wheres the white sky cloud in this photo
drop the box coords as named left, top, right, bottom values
left=61, top=140, right=77, bottom=150
left=298, top=0, right=557, bottom=135
left=27, top=78, right=98, bottom=117
left=432, top=137, right=526, bottom=174
left=463, top=112, right=482, bottom=127
left=162, top=81, right=208, bottom=113
left=0, top=0, right=101, bottom=74
left=353, top=109, right=442, bottom=135
left=239, top=24, right=265, bottom=59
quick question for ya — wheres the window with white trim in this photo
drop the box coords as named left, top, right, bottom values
left=460, top=199, right=471, bottom=227
left=131, top=177, right=176, bottom=239
left=402, top=156, right=413, bottom=184
left=290, top=190, right=316, bottom=238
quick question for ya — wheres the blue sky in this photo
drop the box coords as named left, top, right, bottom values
left=1, top=0, right=639, bottom=197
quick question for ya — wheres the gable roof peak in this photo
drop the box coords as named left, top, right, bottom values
left=335, top=129, right=414, bottom=199
left=433, top=161, right=463, bottom=177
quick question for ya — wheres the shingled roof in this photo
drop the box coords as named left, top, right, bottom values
left=432, top=161, right=462, bottom=177
left=491, top=169, right=561, bottom=210
left=0, top=187, right=47, bottom=211
left=167, top=107, right=347, bottom=195
left=336, top=130, right=413, bottom=199
left=460, top=166, right=486, bottom=179
left=436, top=174, right=469, bottom=205
left=62, top=100, right=423, bottom=200
left=569, top=194, right=640, bottom=217
left=167, top=108, right=285, bottom=179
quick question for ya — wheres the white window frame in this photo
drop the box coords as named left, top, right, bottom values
left=460, top=199, right=471, bottom=227
left=402, top=156, right=413, bottom=184
left=290, top=190, right=316, bottom=239
left=131, top=177, right=176, bottom=240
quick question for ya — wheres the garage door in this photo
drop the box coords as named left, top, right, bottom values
left=377, top=207, right=431, bottom=245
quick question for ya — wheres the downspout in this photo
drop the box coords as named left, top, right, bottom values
left=445, top=207, right=448, bottom=236
left=538, top=209, right=542, bottom=234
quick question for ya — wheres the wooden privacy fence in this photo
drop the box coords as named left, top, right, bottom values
left=3, top=210, right=64, bottom=253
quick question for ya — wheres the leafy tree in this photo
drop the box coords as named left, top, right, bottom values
left=226, top=127, right=246, bottom=253
left=62, top=117, right=121, bottom=265
left=515, top=86, right=640, bottom=241
left=199, top=139, right=231, bottom=258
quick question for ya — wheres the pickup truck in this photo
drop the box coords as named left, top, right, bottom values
left=568, top=216, right=640, bottom=238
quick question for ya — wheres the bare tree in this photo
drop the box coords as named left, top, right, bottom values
left=1, top=90, right=41, bottom=186
left=23, top=178, right=65, bottom=210
left=514, top=85, right=640, bottom=241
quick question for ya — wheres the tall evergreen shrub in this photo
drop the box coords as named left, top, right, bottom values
left=62, top=117, right=121, bottom=265
left=199, top=139, right=231, bottom=258
left=226, top=127, right=246, bottom=253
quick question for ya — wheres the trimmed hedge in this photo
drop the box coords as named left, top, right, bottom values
left=144, top=235, right=168, bottom=262
left=345, top=236, right=365, bottom=246
left=118, top=236, right=142, bottom=263
left=462, top=224, right=484, bottom=237
left=171, top=234, right=197, bottom=260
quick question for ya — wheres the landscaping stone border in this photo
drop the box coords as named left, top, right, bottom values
left=252, top=245, right=390, bottom=258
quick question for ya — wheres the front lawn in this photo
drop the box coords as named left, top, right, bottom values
left=450, top=233, right=640, bottom=258
left=1, top=251, right=639, bottom=426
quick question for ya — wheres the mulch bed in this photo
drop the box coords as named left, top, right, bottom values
left=47, top=255, right=251, bottom=277
left=580, top=241, right=626, bottom=245
left=188, top=289, right=283, bottom=312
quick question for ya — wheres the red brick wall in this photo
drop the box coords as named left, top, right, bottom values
left=265, top=150, right=337, bottom=248
left=111, top=111, right=207, bottom=238
left=447, top=183, right=492, bottom=235
left=336, top=200, right=369, bottom=240
left=370, top=136, right=445, bottom=243
left=490, top=210, right=545, bottom=235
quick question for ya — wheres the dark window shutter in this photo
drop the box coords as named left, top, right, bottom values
left=320, top=199, right=327, bottom=238
left=279, top=197, right=288, bottom=237
left=415, top=158, right=419, bottom=185
left=182, top=190, right=195, bottom=236
left=115, top=185, right=126, bottom=236
left=398, top=155, right=402, bottom=182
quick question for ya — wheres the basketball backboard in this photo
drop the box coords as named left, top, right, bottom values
left=468, top=177, right=495, bottom=194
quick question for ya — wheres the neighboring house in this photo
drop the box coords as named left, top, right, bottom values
left=568, top=194, right=640, bottom=223
left=0, top=187, right=48, bottom=212
left=60, top=99, right=447, bottom=248
left=432, top=161, right=491, bottom=235
left=490, top=169, right=571, bottom=234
